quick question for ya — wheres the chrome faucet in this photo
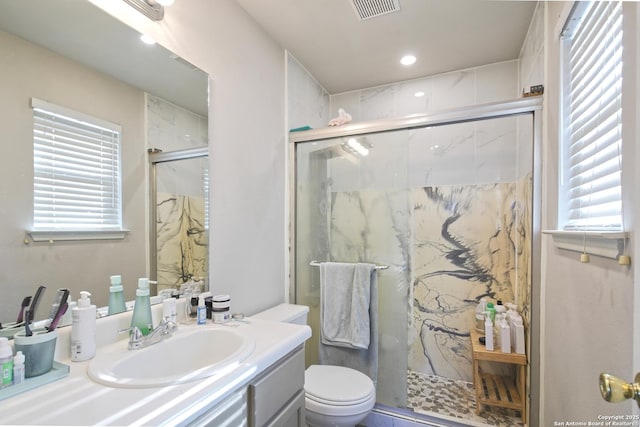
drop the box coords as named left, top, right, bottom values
left=128, top=317, right=177, bottom=350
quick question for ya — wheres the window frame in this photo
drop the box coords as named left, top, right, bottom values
left=28, top=98, right=128, bottom=242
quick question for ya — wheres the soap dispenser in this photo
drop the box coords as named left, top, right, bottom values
left=130, top=278, right=153, bottom=335
left=107, top=275, right=127, bottom=316
left=71, top=291, right=97, bottom=362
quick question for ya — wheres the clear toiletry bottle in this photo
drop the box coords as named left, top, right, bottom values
left=131, top=278, right=153, bottom=335
left=107, top=275, right=127, bottom=316
left=71, top=291, right=97, bottom=362
left=197, top=295, right=207, bottom=325
left=13, top=351, right=25, bottom=385
left=0, top=337, right=13, bottom=388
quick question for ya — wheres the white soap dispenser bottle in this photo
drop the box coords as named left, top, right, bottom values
left=71, top=291, right=97, bottom=362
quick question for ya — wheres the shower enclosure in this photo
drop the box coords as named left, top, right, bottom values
left=290, top=98, right=541, bottom=425
left=149, top=147, right=209, bottom=294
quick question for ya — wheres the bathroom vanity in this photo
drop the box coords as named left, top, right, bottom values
left=0, top=306, right=311, bottom=426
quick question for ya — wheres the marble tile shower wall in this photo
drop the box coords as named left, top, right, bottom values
left=287, top=53, right=331, bottom=130
left=329, top=60, right=519, bottom=123
left=147, top=94, right=208, bottom=152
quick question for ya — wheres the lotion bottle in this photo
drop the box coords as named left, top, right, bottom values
left=130, top=278, right=153, bottom=335
left=107, top=275, right=127, bottom=316
left=71, top=291, right=97, bottom=362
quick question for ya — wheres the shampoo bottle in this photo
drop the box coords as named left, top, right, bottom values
left=130, top=278, right=153, bottom=335
left=107, top=275, right=127, bottom=316
left=71, top=291, right=97, bottom=362
left=499, top=314, right=511, bottom=353
left=512, top=317, right=526, bottom=354
left=0, top=337, right=13, bottom=388
left=484, top=313, right=494, bottom=351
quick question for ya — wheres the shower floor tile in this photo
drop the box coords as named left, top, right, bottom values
left=407, top=370, right=525, bottom=427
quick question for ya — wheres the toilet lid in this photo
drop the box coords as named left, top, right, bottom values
left=305, top=365, right=375, bottom=406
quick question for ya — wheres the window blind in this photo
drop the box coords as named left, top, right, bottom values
left=562, top=1, right=623, bottom=231
left=32, top=98, right=123, bottom=231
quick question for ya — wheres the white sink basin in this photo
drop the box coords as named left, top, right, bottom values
left=88, top=326, right=255, bottom=388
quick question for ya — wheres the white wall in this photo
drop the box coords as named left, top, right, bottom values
left=91, top=0, right=286, bottom=316
left=540, top=2, right=637, bottom=424
left=0, top=29, right=147, bottom=317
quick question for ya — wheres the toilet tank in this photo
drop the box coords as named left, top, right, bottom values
left=252, top=303, right=309, bottom=325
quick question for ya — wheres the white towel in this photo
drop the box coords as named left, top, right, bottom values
left=320, top=262, right=375, bottom=350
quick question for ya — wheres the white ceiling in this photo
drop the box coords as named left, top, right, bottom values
left=235, top=0, right=537, bottom=94
left=0, top=0, right=208, bottom=116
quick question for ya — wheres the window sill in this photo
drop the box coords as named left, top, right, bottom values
left=27, top=229, right=130, bottom=243
left=542, top=230, right=628, bottom=260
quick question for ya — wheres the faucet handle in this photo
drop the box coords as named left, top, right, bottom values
left=129, top=326, right=143, bottom=341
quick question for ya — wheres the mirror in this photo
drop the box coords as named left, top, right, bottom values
left=0, top=0, right=209, bottom=325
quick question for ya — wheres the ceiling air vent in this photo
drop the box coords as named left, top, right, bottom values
left=351, top=0, right=400, bottom=21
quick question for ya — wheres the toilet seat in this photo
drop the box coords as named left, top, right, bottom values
left=305, top=365, right=376, bottom=416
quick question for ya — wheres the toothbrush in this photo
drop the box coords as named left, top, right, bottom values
left=24, top=309, right=32, bottom=337
left=47, top=302, right=68, bottom=332
left=16, top=296, right=32, bottom=323
left=28, top=285, right=46, bottom=323
left=47, top=289, right=69, bottom=323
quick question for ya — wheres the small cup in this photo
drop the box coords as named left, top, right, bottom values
left=14, top=329, right=57, bottom=378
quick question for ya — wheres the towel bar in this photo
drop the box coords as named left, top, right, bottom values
left=309, top=260, right=388, bottom=270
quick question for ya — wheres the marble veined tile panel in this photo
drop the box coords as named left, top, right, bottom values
left=156, top=192, right=207, bottom=291
left=410, top=184, right=517, bottom=382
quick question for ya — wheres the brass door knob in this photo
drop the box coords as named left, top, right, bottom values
left=599, top=372, right=640, bottom=407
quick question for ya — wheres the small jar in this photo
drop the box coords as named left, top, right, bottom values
left=211, top=295, right=231, bottom=323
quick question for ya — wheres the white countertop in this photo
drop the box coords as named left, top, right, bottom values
left=0, top=307, right=311, bottom=426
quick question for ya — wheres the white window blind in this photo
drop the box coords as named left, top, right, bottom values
left=561, top=1, right=623, bottom=231
left=32, top=98, right=123, bottom=231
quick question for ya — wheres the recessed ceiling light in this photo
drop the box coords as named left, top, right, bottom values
left=401, top=55, right=416, bottom=66
left=414, top=91, right=425, bottom=97
left=140, top=34, right=156, bottom=45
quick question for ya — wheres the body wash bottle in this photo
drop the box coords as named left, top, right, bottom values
left=131, top=278, right=153, bottom=335
left=71, top=291, right=97, bottom=362
left=107, top=275, right=127, bottom=316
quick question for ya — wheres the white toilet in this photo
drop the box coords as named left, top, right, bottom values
left=253, top=303, right=376, bottom=427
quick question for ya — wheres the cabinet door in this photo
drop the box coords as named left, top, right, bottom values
left=249, top=346, right=305, bottom=427
left=265, top=390, right=304, bottom=427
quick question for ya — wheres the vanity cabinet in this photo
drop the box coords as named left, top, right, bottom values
left=248, top=345, right=306, bottom=427
left=188, top=387, right=248, bottom=426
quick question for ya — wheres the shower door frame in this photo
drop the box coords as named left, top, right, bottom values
left=288, top=96, right=543, bottom=426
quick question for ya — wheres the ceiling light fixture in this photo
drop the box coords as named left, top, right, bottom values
left=122, top=0, right=164, bottom=21
left=414, top=91, right=425, bottom=97
left=400, top=55, right=417, bottom=66
left=154, top=0, right=175, bottom=6
left=140, top=34, right=157, bottom=45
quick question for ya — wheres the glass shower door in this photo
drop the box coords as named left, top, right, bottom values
left=293, top=109, right=534, bottom=425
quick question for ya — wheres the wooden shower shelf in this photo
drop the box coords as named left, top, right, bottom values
left=469, top=328, right=527, bottom=422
